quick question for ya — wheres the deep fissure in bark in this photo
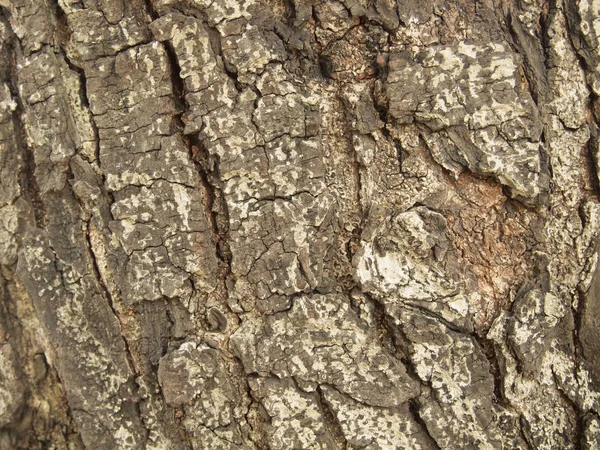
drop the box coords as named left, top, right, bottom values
left=4, top=0, right=600, bottom=448
left=408, top=398, right=442, bottom=450
left=6, top=41, right=47, bottom=228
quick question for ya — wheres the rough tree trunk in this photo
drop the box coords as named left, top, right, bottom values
left=1, top=0, right=600, bottom=448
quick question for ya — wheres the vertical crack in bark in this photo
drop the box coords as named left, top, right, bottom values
left=575, top=201, right=592, bottom=361
left=203, top=22, right=244, bottom=92
left=188, top=134, right=232, bottom=264
left=336, top=93, right=364, bottom=223
left=159, top=17, right=262, bottom=447
left=371, top=81, right=405, bottom=175
left=574, top=287, right=586, bottom=369
left=552, top=370, right=585, bottom=449
left=82, top=219, right=149, bottom=446
left=13, top=107, right=45, bottom=227
left=163, top=40, right=234, bottom=281
left=517, top=415, right=535, bottom=450
left=584, top=123, right=600, bottom=197
left=474, top=334, right=507, bottom=406
left=83, top=220, right=137, bottom=373
left=6, top=37, right=47, bottom=228
left=144, top=0, right=159, bottom=21
left=314, top=385, right=348, bottom=448
left=408, top=398, right=442, bottom=450
left=157, top=25, right=235, bottom=308
left=505, top=7, right=547, bottom=107
left=61, top=50, right=102, bottom=166
left=562, top=4, right=600, bottom=198
left=341, top=93, right=367, bottom=284
left=241, top=374, right=270, bottom=449
left=362, top=292, right=399, bottom=358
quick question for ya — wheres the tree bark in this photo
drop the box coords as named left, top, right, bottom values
left=1, top=0, right=600, bottom=448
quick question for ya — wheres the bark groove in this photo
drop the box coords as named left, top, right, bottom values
left=2, top=0, right=600, bottom=449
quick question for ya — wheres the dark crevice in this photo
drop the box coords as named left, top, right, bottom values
left=361, top=294, right=430, bottom=391
left=538, top=130, right=553, bottom=206
left=375, top=52, right=389, bottom=82
left=404, top=301, right=470, bottom=335
left=505, top=7, right=549, bottom=106
left=371, top=84, right=405, bottom=172
left=187, top=133, right=233, bottom=268
left=392, top=348, right=420, bottom=386
left=584, top=123, right=600, bottom=198
left=62, top=51, right=102, bottom=166
left=387, top=315, right=430, bottom=388
left=475, top=335, right=507, bottom=407
left=364, top=293, right=397, bottom=356
left=6, top=28, right=47, bottom=227
left=373, top=81, right=389, bottom=123
left=202, top=22, right=244, bottom=92
left=143, top=0, right=159, bottom=21
left=206, top=24, right=224, bottom=58
left=540, top=0, right=555, bottom=65
left=391, top=135, right=405, bottom=172
left=83, top=220, right=139, bottom=372
left=13, top=102, right=46, bottom=228
left=334, top=93, right=367, bottom=297
left=240, top=374, right=271, bottom=449
left=221, top=56, right=244, bottom=92
left=315, top=386, right=348, bottom=448
left=159, top=18, right=235, bottom=313
left=575, top=272, right=589, bottom=363
left=310, top=5, right=320, bottom=31
left=408, top=398, right=442, bottom=450
left=82, top=215, right=149, bottom=445
left=282, top=0, right=296, bottom=26
left=52, top=0, right=72, bottom=57
left=552, top=372, right=585, bottom=450
left=344, top=226, right=361, bottom=267
left=338, top=94, right=364, bottom=221
left=163, top=40, right=186, bottom=119
left=518, top=415, right=535, bottom=450
left=318, top=54, right=335, bottom=79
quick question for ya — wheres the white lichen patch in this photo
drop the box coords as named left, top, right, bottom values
left=387, top=43, right=543, bottom=200
left=354, top=207, right=473, bottom=330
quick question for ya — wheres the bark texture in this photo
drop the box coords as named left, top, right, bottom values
left=1, top=0, right=600, bottom=448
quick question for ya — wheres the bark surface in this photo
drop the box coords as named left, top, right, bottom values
left=1, top=0, right=600, bottom=449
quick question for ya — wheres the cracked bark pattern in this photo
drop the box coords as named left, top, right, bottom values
left=2, top=0, right=600, bottom=449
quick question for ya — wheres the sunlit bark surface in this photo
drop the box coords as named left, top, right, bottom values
left=2, top=0, right=600, bottom=449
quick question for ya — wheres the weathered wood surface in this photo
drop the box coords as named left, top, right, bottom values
left=1, top=0, right=600, bottom=448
